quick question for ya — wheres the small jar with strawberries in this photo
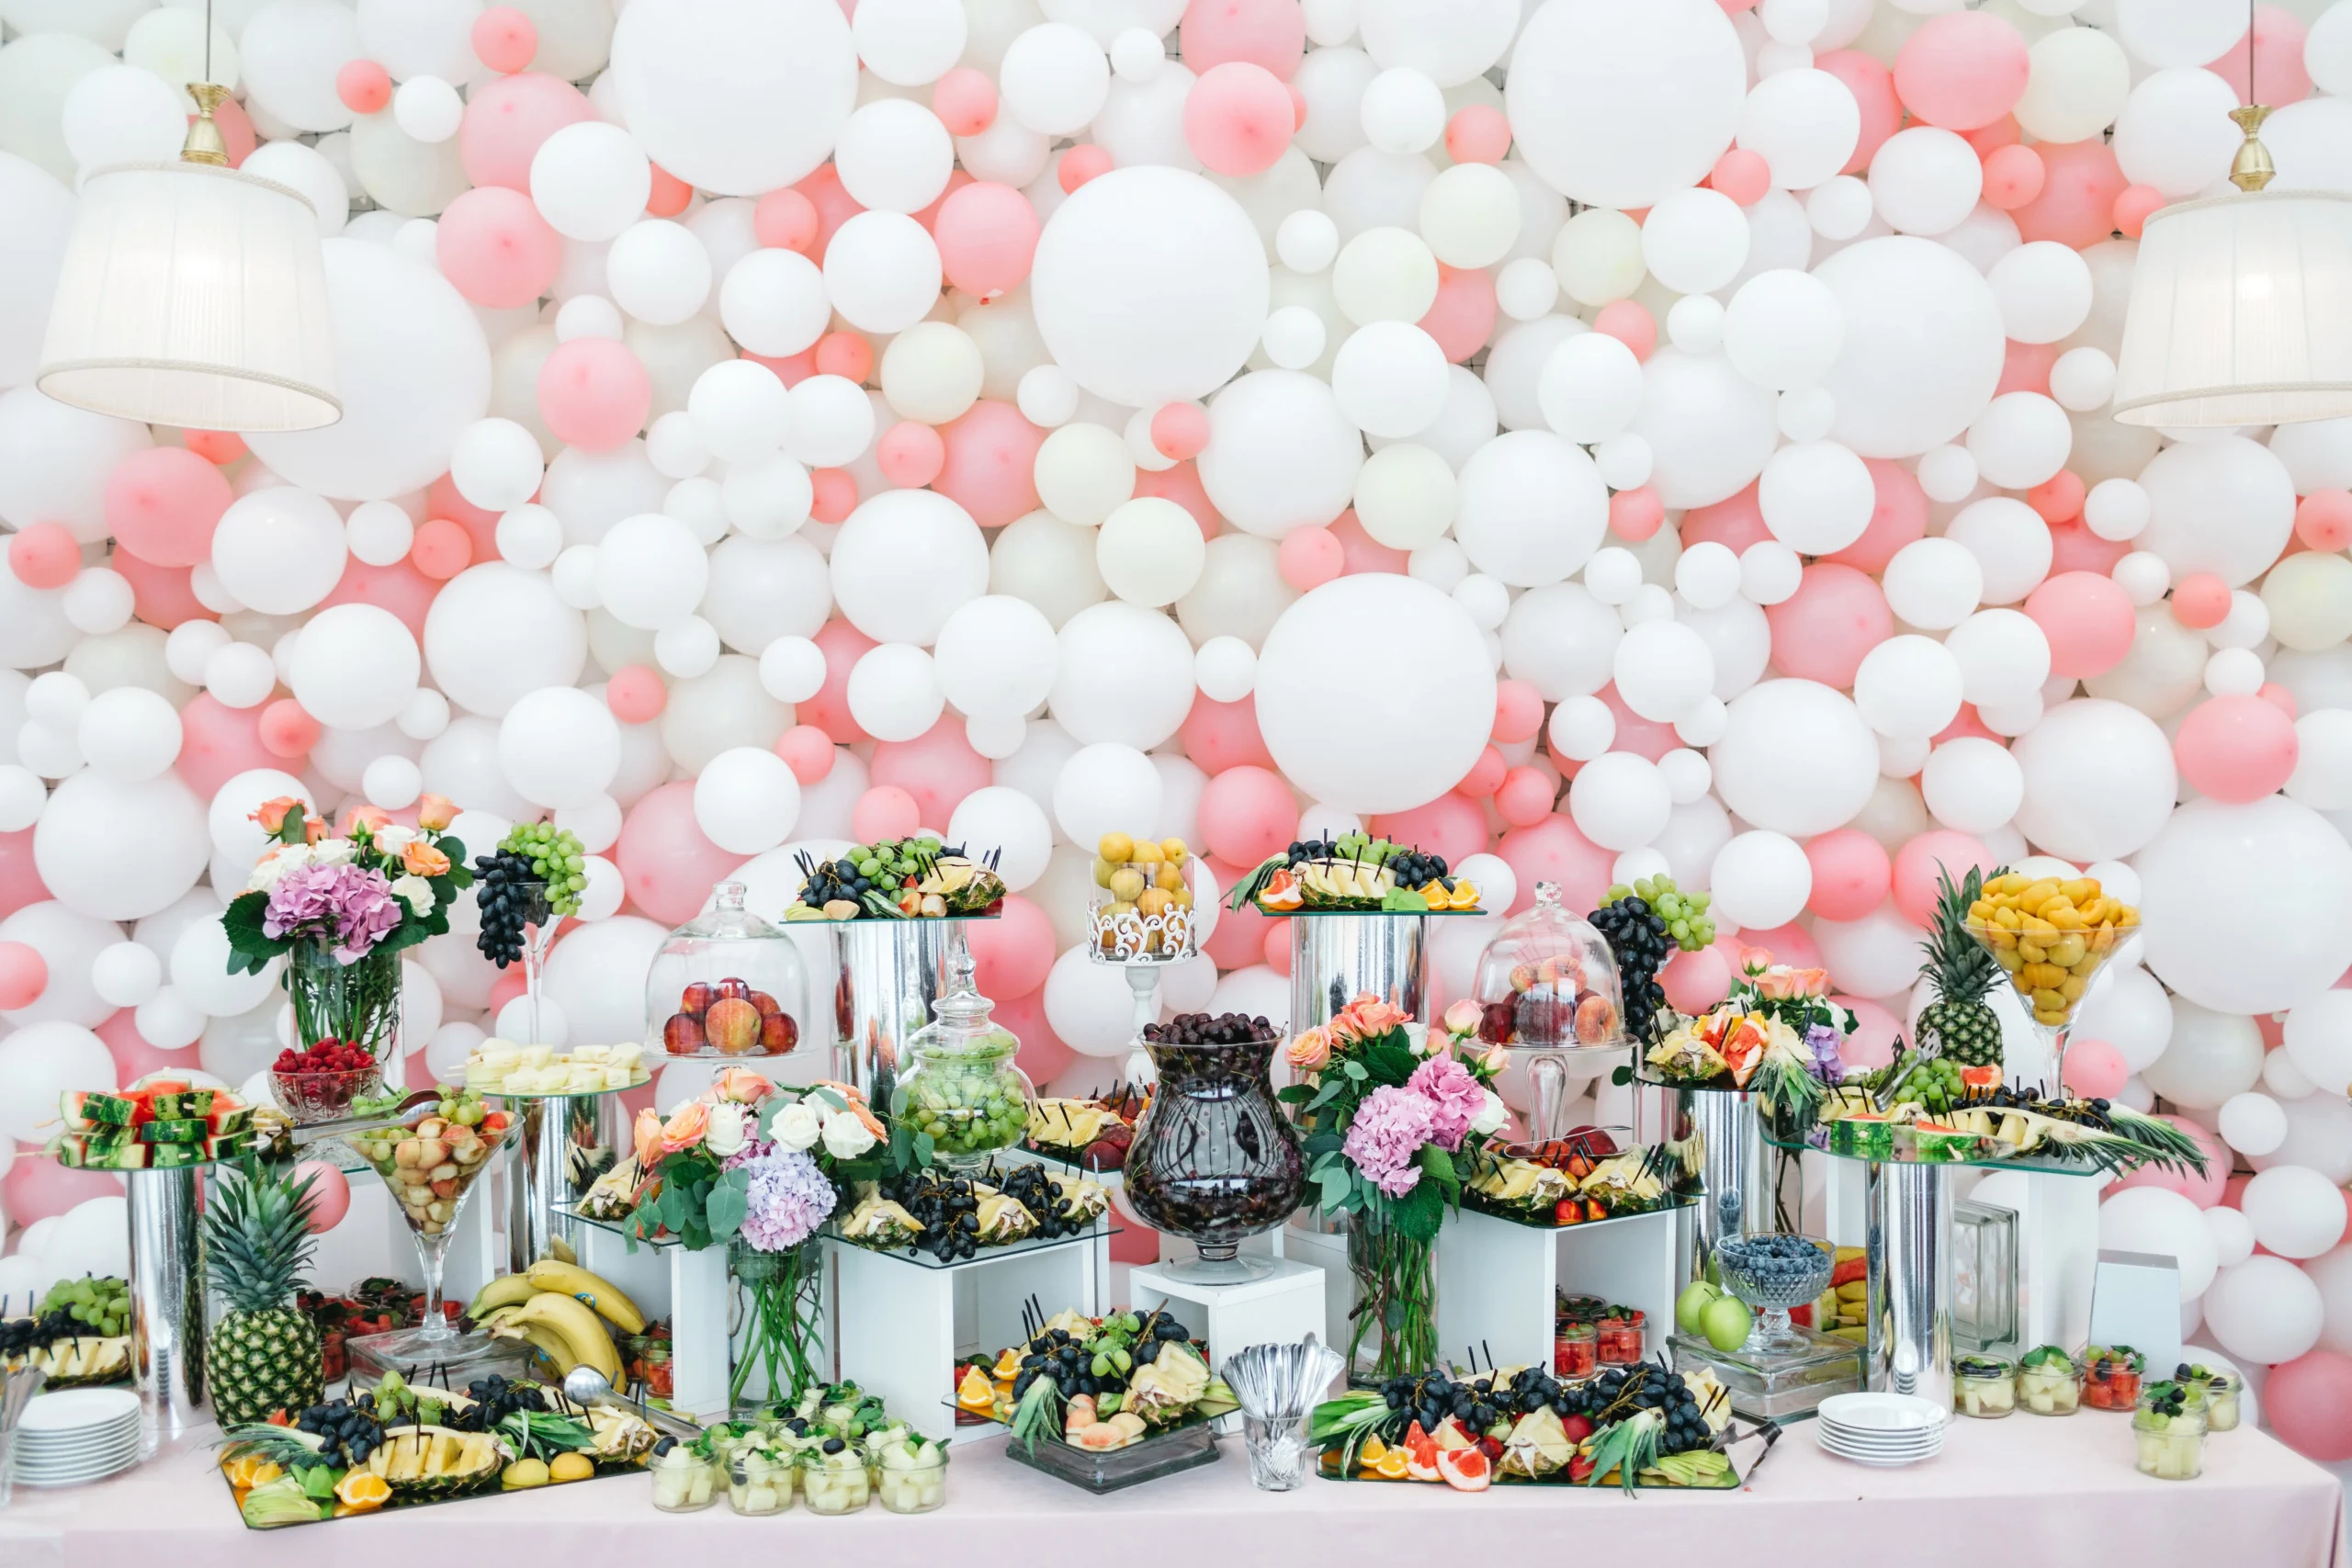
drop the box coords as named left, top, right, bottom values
left=270, top=1037, right=384, bottom=1123
left=643, top=883, right=808, bottom=1060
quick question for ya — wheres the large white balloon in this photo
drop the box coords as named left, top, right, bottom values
left=607, top=0, right=857, bottom=196
left=830, top=489, right=989, bottom=646
left=33, top=771, right=207, bottom=921
left=1453, top=431, right=1609, bottom=587
left=1630, top=348, right=1781, bottom=510
left=423, top=563, right=588, bottom=718
left=1196, top=369, right=1363, bottom=538
left=2009, top=698, right=2177, bottom=862
left=2203, top=1256, right=2324, bottom=1366
left=498, top=686, right=620, bottom=811
left=1048, top=602, right=1196, bottom=750
left=1052, top=741, right=1164, bottom=850
left=1812, top=236, right=2006, bottom=459
left=1255, top=576, right=1496, bottom=816
left=1506, top=0, right=1747, bottom=210
left=1710, top=680, right=1878, bottom=837
left=934, top=595, right=1059, bottom=719
left=2140, top=797, right=2352, bottom=1015
left=0, top=1021, right=114, bottom=1144
left=693, top=746, right=801, bottom=856
left=2098, top=1186, right=2218, bottom=1301
left=948, top=786, right=1053, bottom=893
left=287, top=604, right=421, bottom=731
left=2134, top=434, right=2298, bottom=588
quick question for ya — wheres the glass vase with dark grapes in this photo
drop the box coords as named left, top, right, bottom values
left=1125, top=1011, right=1305, bottom=1284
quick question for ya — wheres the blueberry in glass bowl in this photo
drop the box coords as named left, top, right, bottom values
left=1712, top=1234, right=1834, bottom=1356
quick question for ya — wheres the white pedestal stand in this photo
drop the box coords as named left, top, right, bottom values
left=1432, top=1206, right=1681, bottom=1372
left=1126, top=1258, right=1329, bottom=1370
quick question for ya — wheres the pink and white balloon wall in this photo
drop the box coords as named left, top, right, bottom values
left=3, top=0, right=2352, bottom=1458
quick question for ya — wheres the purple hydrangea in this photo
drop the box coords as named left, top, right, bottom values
left=263, top=862, right=405, bottom=964
left=1804, top=1022, right=1844, bottom=1084
left=1343, top=1085, right=1437, bottom=1198
left=736, top=1146, right=837, bottom=1252
left=1408, top=1055, right=1485, bottom=1153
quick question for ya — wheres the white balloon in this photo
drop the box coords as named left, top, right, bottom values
left=1868, top=127, right=1983, bottom=237
left=1612, top=620, right=1715, bottom=725
left=1196, top=369, right=1363, bottom=538
left=2098, top=1186, right=2218, bottom=1302
left=2283, top=989, right=2352, bottom=1099
left=1966, top=392, right=2073, bottom=492
left=2217, top=1091, right=2290, bottom=1158
left=1043, top=942, right=1145, bottom=1057
left=62, top=64, right=187, bottom=172
left=2017, top=25, right=2129, bottom=145
left=605, top=219, right=712, bottom=326
left=2139, top=796, right=2352, bottom=1015
left=1921, top=735, right=2025, bottom=837
left=2114, top=66, right=2242, bottom=197
left=831, top=489, right=989, bottom=646
left=832, top=97, right=955, bottom=216
left=1758, top=439, right=1874, bottom=555
left=854, top=0, right=968, bottom=84
left=423, top=563, right=587, bottom=718
left=0, top=1021, right=114, bottom=1144
left=821, top=211, right=943, bottom=335
left=1052, top=740, right=1164, bottom=849
left=1814, top=236, right=2006, bottom=459
left=1709, top=829, right=1812, bottom=929
left=844, top=643, right=944, bottom=742
left=1855, top=637, right=1966, bottom=743
left=1506, top=0, right=1747, bottom=210
left=1629, top=348, right=1781, bottom=509
left=74, top=686, right=180, bottom=782
left=1567, top=752, right=1670, bottom=852
left=2135, top=434, right=2297, bottom=588
left=240, top=0, right=362, bottom=133
left=91, top=940, right=163, bottom=1010
left=948, top=786, right=1053, bottom=892
left=1723, top=268, right=1842, bottom=391
left=693, top=746, right=801, bottom=856
left=0, top=901, right=119, bottom=1027
left=1987, top=242, right=2094, bottom=346
left=2203, top=1256, right=2324, bottom=1366
left=1331, top=321, right=1449, bottom=440
left=608, top=0, right=856, bottom=196
left=1813, top=901, right=1928, bottom=998
left=1711, top=679, right=1879, bottom=836
left=1049, top=602, right=1195, bottom=750
left=1095, top=497, right=1205, bottom=608
left=1536, top=332, right=1645, bottom=444
left=1946, top=608, right=2052, bottom=706
left=1454, top=431, right=1610, bottom=587
left=209, top=486, right=348, bottom=615
left=498, top=686, right=619, bottom=810
left=286, top=604, right=421, bottom=731
left=33, top=772, right=208, bottom=921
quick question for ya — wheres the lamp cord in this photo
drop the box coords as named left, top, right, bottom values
left=2247, top=0, right=2256, bottom=106
left=205, top=0, right=212, bottom=84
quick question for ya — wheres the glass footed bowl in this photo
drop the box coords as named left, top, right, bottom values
left=1713, top=1235, right=1834, bottom=1356
left=270, top=1063, right=384, bottom=1124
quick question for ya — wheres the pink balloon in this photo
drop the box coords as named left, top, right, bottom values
left=871, top=716, right=990, bottom=824
left=1371, top=793, right=1487, bottom=871
left=337, top=59, right=391, bottom=115
left=934, top=400, right=1043, bottom=528
left=1682, top=485, right=1770, bottom=556
left=1277, top=525, right=1343, bottom=591
left=318, top=555, right=439, bottom=638
left=472, top=6, right=537, bottom=73
left=2025, top=570, right=2135, bottom=680
left=0, top=942, right=45, bottom=1010
left=1894, top=11, right=2029, bottom=130
left=1496, top=816, right=1613, bottom=916
left=1982, top=143, right=2046, bottom=210
left=175, top=694, right=277, bottom=799
left=1201, top=860, right=1273, bottom=965
left=2, top=1148, right=119, bottom=1231
left=1199, top=764, right=1297, bottom=866
left=1805, top=829, right=1892, bottom=921
left=1180, top=694, right=1277, bottom=775
left=605, top=664, right=666, bottom=725
left=1822, top=459, right=1928, bottom=576
left=1058, top=145, right=1114, bottom=194
left=7, top=523, right=76, bottom=590
left=1766, top=563, right=1892, bottom=689
left=967, top=893, right=1055, bottom=999
left=112, top=548, right=210, bottom=631
left=0, top=829, right=48, bottom=923
left=1180, top=0, right=1305, bottom=78
left=1492, top=679, right=1543, bottom=745
left=853, top=784, right=923, bottom=843
left=2172, top=570, right=2231, bottom=629
left=1445, top=105, right=1510, bottom=165
left=1419, top=264, right=1496, bottom=364
left=1592, top=300, right=1656, bottom=361
left=1891, top=830, right=1996, bottom=929
left=1551, top=686, right=1676, bottom=773
left=437, top=185, right=563, bottom=309
left=2296, top=489, right=2352, bottom=552
left=775, top=725, right=835, bottom=784
left=1736, top=922, right=1824, bottom=970
left=1262, top=919, right=1294, bottom=975
left=1708, top=148, right=1770, bottom=206
left=934, top=181, right=1039, bottom=299
left=1150, top=402, right=1210, bottom=462
left=104, top=447, right=233, bottom=569
left=411, top=517, right=472, bottom=581
left=2177, top=694, right=2299, bottom=804
left=2027, top=469, right=2086, bottom=525
left=1608, top=488, right=1664, bottom=542
left=2014, top=139, right=2127, bottom=250
left=616, top=781, right=745, bottom=926
left=2268, top=1351, right=2352, bottom=1461
left=429, top=471, right=504, bottom=560
left=1838, top=996, right=1903, bottom=1070
left=990, top=987, right=1074, bottom=1098
left=1183, top=62, right=1295, bottom=176
left=297, top=1158, right=353, bottom=1233
left=1136, top=459, right=1221, bottom=537
left=753, top=191, right=820, bottom=254
left=1456, top=744, right=1507, bottom=798
left=801, top=620, right=877, bottom=743
left=2208, top=5, right=2310, bottom=108
left=2113, top=182, right=2165, bottom=240
left=258, top=698, right=321, bottom=761
left=876, top=421, right=947, bottom=486
left=1816, top=50, right=1901, bottom=175
left=931, top=67, right=998, bottom=137
left=458, top=72, right=593, bottom=191
left=537, top=337, right=650, bottom=452
left=1661, top=945, right=1731, bottom=1015
left=1495, top=766, right=1556, bottom=829
left=2111, top=1115, right=2227, bottom=1207
left=2060, top=1036, right=2129, bottom=1100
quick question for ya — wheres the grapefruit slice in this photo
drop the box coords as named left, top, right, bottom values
left=1436, top=1444, right=1493, bottom=1492
left=1402, top=1420, right=1442, bottom=1482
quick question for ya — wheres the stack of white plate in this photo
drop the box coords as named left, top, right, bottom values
left=1815, top=1391, right=1946, bottom=1467
left=12, top=1387, right=142, bottom=1487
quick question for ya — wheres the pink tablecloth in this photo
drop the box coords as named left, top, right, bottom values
left=4, top=1412, right=2343, bottom=1568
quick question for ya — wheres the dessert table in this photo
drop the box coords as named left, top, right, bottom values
left=3, top=1412, right=2342, bottom=1568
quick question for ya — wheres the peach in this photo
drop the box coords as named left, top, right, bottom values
left=704, top=997, right=761, bottom=1055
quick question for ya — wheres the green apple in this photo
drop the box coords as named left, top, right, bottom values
left=1675, top=1280, right=1722, bottom=1337
left=1701, top=1295, right=1753, bottom=1353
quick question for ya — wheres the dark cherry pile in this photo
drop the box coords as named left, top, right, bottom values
left=1140, top=1011, right=1276, bottom=1047
left=1590, top=892, right=1673, bottom=1043
left=1126, top=1011, right=1303, bottom=1246
left=471, top=848, right=546, bottom=967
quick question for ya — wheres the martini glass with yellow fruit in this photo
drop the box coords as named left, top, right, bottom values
left=1960, top=870, right=2138, bottom=1096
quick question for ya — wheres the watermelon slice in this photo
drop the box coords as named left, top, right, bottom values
left=1402, top=1420, right=1442, bottom=1482
left=1436, top=1445, right=1492, bottom=1493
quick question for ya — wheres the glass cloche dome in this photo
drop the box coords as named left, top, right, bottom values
left=1468, top=882, right=1625, bottom=1143
left=643, top=882, right=809, bottom=1060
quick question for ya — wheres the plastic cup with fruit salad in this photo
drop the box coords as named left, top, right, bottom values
left=801, top=1440, right=871, bottom=1515
left=2177, top=1363, right=2238, bottom=1432
left=2133, top=1381, right=2205, bottom=1480
left=726, top=1444, right=795, bottom=1515
left=2017, top=1346, right=2082, bottom=1416
left=869, top=1434, right=948, bottom=1514
left=2081, top=1345, right=2144, bottom=1411
left=1953, top=1354, right=2016, bottom=1418
left=1596, top=1307, right=1646, bottom=1365
left=650, top=1442, right=720, bottom=1513
left=1554, top=1322, right=1597, bottom=1381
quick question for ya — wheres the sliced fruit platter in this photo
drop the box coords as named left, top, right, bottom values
left=1801, top=1077, right=2210, bottom=1176
left=783, top=835, right=1007, bottom=921
left=1, top=1275, right=132, bottom=1387
left=837, top=1161, right=1111, bottom=1263
left=1227, top=832, right=1481, bottom=915
left=1023, top=1088, right=1146, bottom=1172
left=218, top=1367, right=660, bottom=1529
left=992, top=1304, right=1238, bottom=1450
left=1313, top=1358, right=1740, bottom=1494
left=466, top=1040, right=651, bottom=1094
left=1464, top=1132, right=1701, bottom=1229
left=47, top=1077, right=273, bottom=1169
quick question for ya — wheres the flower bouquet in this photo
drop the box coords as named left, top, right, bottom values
left=220, top=795, right=471, bottom=1061
left=1277, top=998, right=1509, bottom=1380
left=1641, top=952, right=1853, bottom=1133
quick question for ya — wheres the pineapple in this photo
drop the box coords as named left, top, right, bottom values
left=204, top=1157, right=325, bottom=1426
left=1918, top=865, right=2005, bottom=1067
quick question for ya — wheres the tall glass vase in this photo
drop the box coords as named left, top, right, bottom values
left=729, top=1240, right=826, bottom=1415
left=284, top=941, right=402, bottom=1061
left=1345, top=1213, right=1438, bottom=1382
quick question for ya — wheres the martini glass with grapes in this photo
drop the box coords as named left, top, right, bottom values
left=475, top=823, right=588, bottom=1040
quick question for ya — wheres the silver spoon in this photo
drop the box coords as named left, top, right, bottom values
left=560, top=1365, right=703, bottom=1439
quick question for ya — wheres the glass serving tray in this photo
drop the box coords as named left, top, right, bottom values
left=486, top=1071, right=651, bottom=1100
left=1001, top=1414, right=1220, bottom=1493
left=1460, top=1190, right=1700, bottom=1232
left=824, top=1216, right=1118, bottom=1271
left=1629, top=1067, right=1759, bottom=1094
left=221, top=1451, right=649, bottom=1530
left=1317, top=1432, right=1756, bottom=1491
left=1252, top=905, right=1488, bottom=919
left=1762, top=1127, right=2111, bottom=1177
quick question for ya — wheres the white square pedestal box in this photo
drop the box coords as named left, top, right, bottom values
left=830, top=1224, right=1109, bottom=1444
left=1434, top=1207, right=1681, bottom=1372
left=1126, top=1258, right=1329, bottom=1370
left=569, top=1218, right=746, bottom=1425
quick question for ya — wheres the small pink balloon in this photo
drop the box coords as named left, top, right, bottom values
left=814, top=331, right=873, bottom=384
left=1805, top=829, right=1892, bottom=922
left=2016, top=139, right=2127, bottom=249
left=96, top=1010, right=187, bottom=1085
left=1894, top=10, right=2029, bottom=130
left=1058, top=144, right=1114, bottom=193
left=7, top=523, right=77, bottom=590
left=0, top=829, right=48, bottom=923
left=2295, top=489, right=2352, bottom=551
left=2111, top=1115, right=2227, bottom=1206
left=1681, top=482, right=1770, bottom=555
left=993, top=987, right=1074, bottom=1089
left=105, top=446, right=233, bottom=569
left=876, top=421, right=947, bottom=487
left=1838, top=997, right=1903, bottom=1070
left=337, top=59, right=392, bottom=115
left=2, top=1148, right=120, bottom=1230
left=1328, top=509, right=1400, bottom=573
left=1496, top=816, right=1614, bottom=915
left=1183, top=61, right=1295, bottom=176
left=1996, top=339, right=2060, bottom=400
left=437, top=185, right=563, bottom=308
left=1492, top=679, right=1544, bottom=744
left=2060, top=1037, right=2129, bottom=1100
left=935, top=183, right=1038, bottom=300
left=112, top=548, right=209, bottom=631
left=1661, top=945, right=1731, bottom=1015
left=2259, top=682, right=2298, bottom=720
left=852, top=784, right=922, bottom=844
left=1456, top=744, right=1507, bottom=798
left=1765, top=563, right=1893, bottom=689
left=2267, top=1351, right=2352, bottom=1462
left=2026, top=469, right=2086, bottom=525
left=1150, top=402, right=1210, bottom=461
left=775, top=725, right=836, bottom=784
left=318, top=555, right=438, bottom=638
left=1180, top=0, right=1306, bottom=78
left=472, top=6, right=537, bottom=72
left=2171, top=570, right=2231, bottom=629
left=258, top=699, right=321, bottom=761
left=2026, top=570, right=2134, bottom=680
left=605, top=664, right=666, bottom=724
left=1202, top=863, right=1275, bottom=965
left=1136, top=459, right=1221, bottom=538
left=411, top=518, right=472, bottom=581
left=2177, top=693, right=2299, bottom=803
left=458, top=72, right=594, bottom=191
left=1444, top=104, right=1510, bottom=165
left=2113, top=182, right=2165, bottom=240
left=1199, top=764, right=1297, bottom=866
left=1419, top=263, right=1495, bottom=363
left=1816, top=50, right=1901, bottom=175
left=616, top=781, right=745, bottom=925
left=175, top=695, right=277, bottom=799
left=1261, top=919, right=1292, bottom=974
left=753, top=189, right=820, bottom=252
left=870, top=716, right=990, bottom=823
left=967, top=894, right=1056, bottom=999
left=801, top=619, right=876, bottom=742
left=1708, top=147, right=1770, bottom=206
left=1608, top=487, right=1664, bottom=542
left=1592, top=300, right=1656, bottom=361
left=1736, top=922, right=1824, bottom=969
left=1181, top=694, right=1276, bottom=774
left=934, top=399, right=1044, bottom=528
left=932, top=67, right=999, bottom=137
left=1277, top=526, right=1343, bottom=590
left=538, top=337, right=650, bottom=452
left=0, top=942, right=46, bottom=1010
left=1550, top=686, right=1677, bottom=773
left=1891, top=830, right=1996, bottom=929
left=1982, top=142, right=2046, bottom=210
left=2047, top=515, right=2126, bottom=579
left=184, top=430, right=247, bottom=464
left=1821, top=459, right=1928, bottom=575
left=297, top=1159, right=352, bottom=1234
left=1370, top=793, right=1487, bottom=870
left=2207, top=5, right=2310, bottom=108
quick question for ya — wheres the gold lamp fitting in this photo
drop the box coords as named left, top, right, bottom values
left=180, top=83, right=231, bottom=167
left=2230, top=103, right=2276, bottom=192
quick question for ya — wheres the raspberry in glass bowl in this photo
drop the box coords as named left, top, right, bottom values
left=271, top=1038, right=384, bottom=1124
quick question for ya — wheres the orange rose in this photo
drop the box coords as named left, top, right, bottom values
left=250, top=795, right=303, bottom=833
left=1330, top=996, right=1408, bottom=1043
left=302, top=814, right=327, bottom=844
left=1792, top=967, right=1829, bottom=998
left=1753, top=966, right=1801, bottom=999
left=417, top=793, right=458, bottom=831
left=1284, top=1026, right=1330, bottom=1072
left=401, top=839, right=451, bottom=877
left=807, top=1080, right=886, bottom=1138
left=713, top=1066, right=775, bottom=1105
left=342, top=805, right=390, bottom=836
left=1740, top=945, right=1775, bottom=977
left=633, top=1108, right=663, bottom=1168
left=660, top=1100, right=711, bottom=1154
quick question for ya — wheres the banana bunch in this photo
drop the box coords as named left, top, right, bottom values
left=1640, top=1449, right=1734, bottom=1488
left=466, top=1259, right=644, bottom=1383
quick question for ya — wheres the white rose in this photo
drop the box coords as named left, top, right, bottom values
left=311, top=839, right=356, bottom=868
left=246, top=842, right=311, bottom=892
left=821, top=1109, right=878, bottom=1159
left=772, top=1101, right=822, bottom=1152
left=705, top=1101, right=748, bottom=1159
left=390, top=874, right=435, bottom=917
left=375, top=824, right=417, bottom=857
left=1469, top=1089, right=1509, bottom=1138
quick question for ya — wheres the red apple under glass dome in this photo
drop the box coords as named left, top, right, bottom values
left=643, top=881, right=809, bottom=1060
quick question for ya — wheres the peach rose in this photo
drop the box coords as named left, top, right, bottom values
left=1753, top=965, right=1830, bottom=1000
left=342, top=805, right=391, bottom=836
left=660, top=1100, right=711, bottom=1153
left=1740, top=945, right=1775, bottom=976
left=810, top=1080, right=886, bottom=1138
left=1442, top=998, right=1484, bottom=1037
left=633, top=1108, right=664, bottom=1168
left=250, top=795, right=303, bottom=834
left=416, top=794, right=457, bottom=830
left=302, top=814, right=327, bottom=844
left=713, top=1066, right=775, bottom=1105
left=401, top=839, right=451, bottom=877
left=1285, top=1026, right=1330, bottom=1073
left=1330, top=996, right=1409, bottom=1043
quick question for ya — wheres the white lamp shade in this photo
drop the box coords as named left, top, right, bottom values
left=37, top=161, right=339, bottom=433
left=2113, top=188, right=2352, bottom=428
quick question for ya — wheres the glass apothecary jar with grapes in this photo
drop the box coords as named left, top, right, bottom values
left=893, top=942, right=1033, bottom=1169
left=643, top=882, right=809, bottom=1060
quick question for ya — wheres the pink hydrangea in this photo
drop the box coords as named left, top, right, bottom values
left=1342, top=1085, right=1435, bottom=1198
left=1408, top=1055, right=1486, bottom=1152
left=263, top=862, right=405, bottom=963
